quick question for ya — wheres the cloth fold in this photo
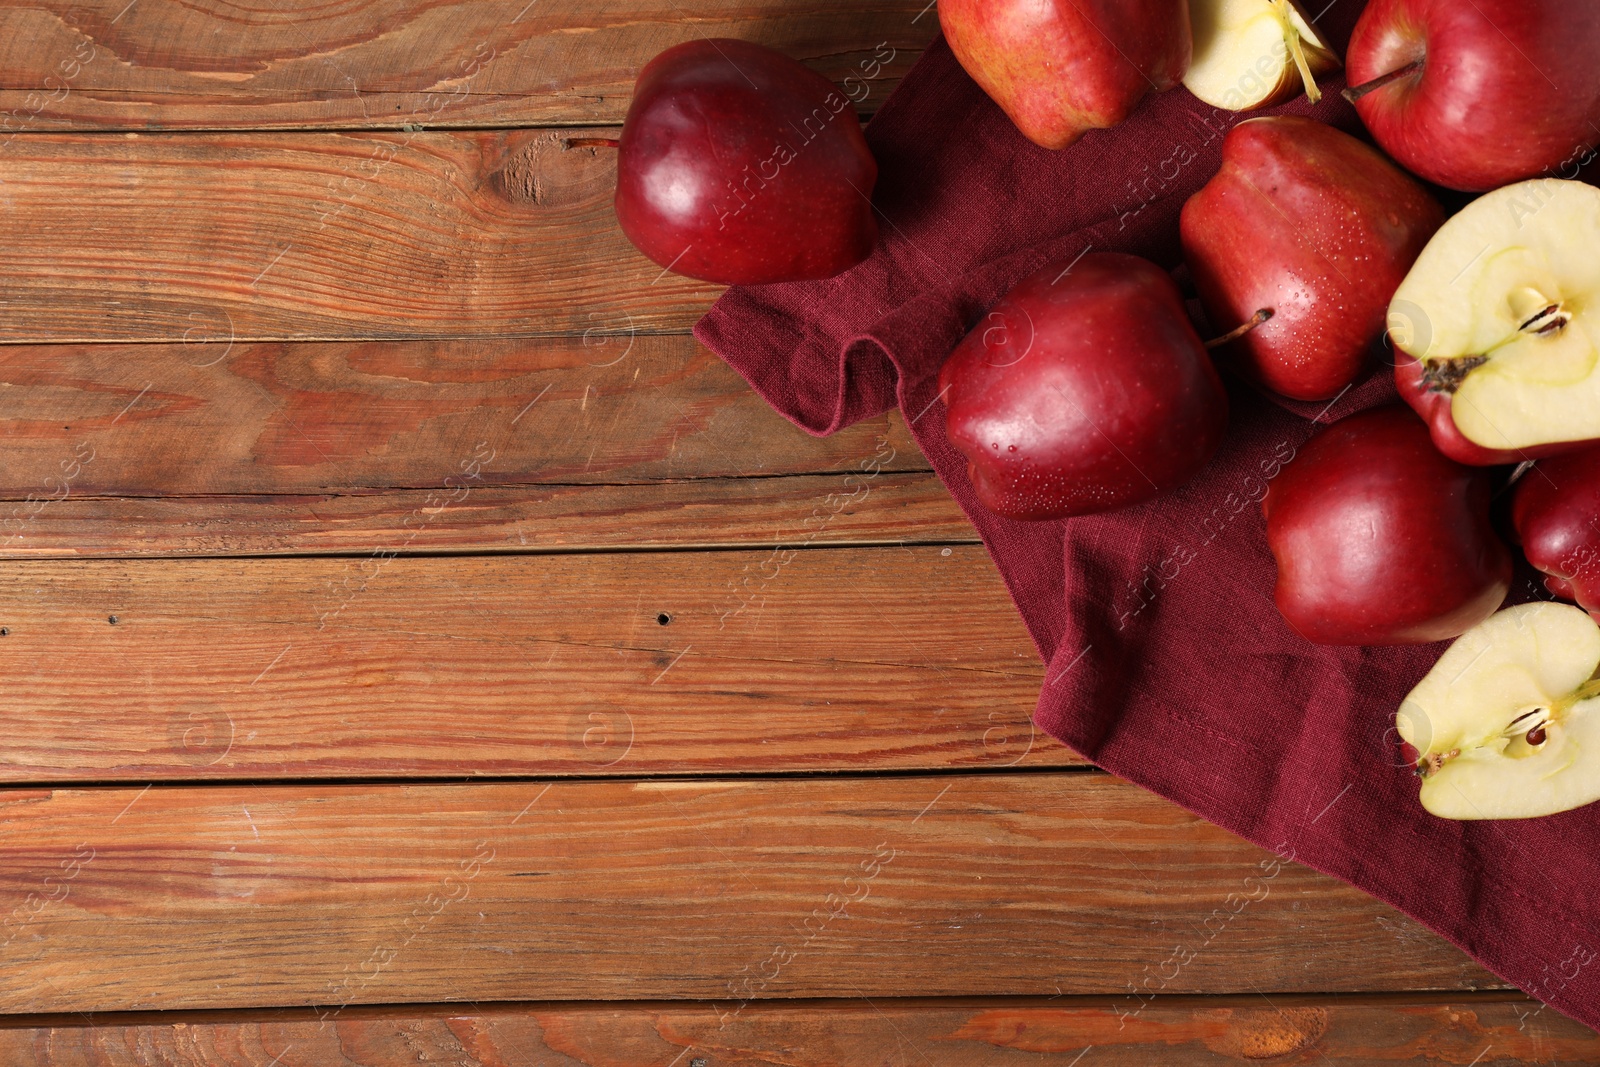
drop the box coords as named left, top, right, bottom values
left=694, top=8, right=1600, bottom=1031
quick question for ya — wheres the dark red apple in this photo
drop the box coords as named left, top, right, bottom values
left=613, top=39, right=878, bottom=285
left=939, top=0, right=1191, bottom=150
left=1513, top=444, right=1600, bottom=611
left=1182, top=117, right=1444, bottom=402
left=939, top=253, right=1228, bottom=521
left=1262, top=406, right=1512, bottom=645
left=1345, top=0, right=1600, bottom=192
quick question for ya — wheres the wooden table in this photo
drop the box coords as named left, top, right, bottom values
left=0, top=2, right=1594, bottom=1062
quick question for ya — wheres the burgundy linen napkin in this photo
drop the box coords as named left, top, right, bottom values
left=694, top=8, right=1600, bottom=1030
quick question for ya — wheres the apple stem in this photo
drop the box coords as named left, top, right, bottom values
left=1271, top=1, right=1322, bottom=104
left=565, top=137, right=621, bottom=150
left=1507, top=460, right=1537, bottom=486
left=1205, top=309, right=1274, bottom=349
left=1342, top=59, right=1424, bottom=104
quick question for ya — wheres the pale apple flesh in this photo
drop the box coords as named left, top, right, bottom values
left=1398, top=602, right=1600, bottom=820
left=1388, top=180, right=1600, bottom=453
left=1185, top=0, right=1341, bottom=110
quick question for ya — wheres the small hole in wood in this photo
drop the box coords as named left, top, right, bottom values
left=108, top=615, right=119, bottom=625
left=0, top=628, right=8, bottom=636
left=657, top=613, right=671, bottom=626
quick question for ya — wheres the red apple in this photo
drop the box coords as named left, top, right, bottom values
left=1345, top=0, right=1600, bottom=192
left=1387, top=180, right=1600, bottom=465
left=1262, top=406, right=1512, bottom=645
left=939, top=253, right=1228, bottom=521
left=939, top=0, right=1191, bottom=151
left=1182, top=116, right=1444, bottom=401
left=613, top=39, right=878, bottom=285
left=1513, top=444, right=1600, bottom=611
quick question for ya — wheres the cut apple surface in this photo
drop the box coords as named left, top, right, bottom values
left=1389, top=179, right=1600, bottom=456
left=1398, top=602, right=1600, bottom=820
left=1185, top=0, right=1340, bottom=110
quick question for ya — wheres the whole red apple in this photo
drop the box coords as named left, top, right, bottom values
left=1182, top=117, right=1444, bottom=402
left=1513, top=444, right=1600, bottom=610
left=1262, top=406, right=1512, bottom=645
left=939, top=0, right=1191, bottom=151
left=940, top=253, right=1228, bottom=521
left=613, top=39, right=879, bottom=285
left=1346, top=0, right=1600, bottom=192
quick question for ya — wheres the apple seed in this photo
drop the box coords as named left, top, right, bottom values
left=1519, top=303, right=1572, bottom=337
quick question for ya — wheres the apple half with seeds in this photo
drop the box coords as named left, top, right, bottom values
left=1399, top=602, right=1600, bottom=820
left=1185, top=0, right=1340, bottom=111
left=1390, top=179, right=1600, bottom=465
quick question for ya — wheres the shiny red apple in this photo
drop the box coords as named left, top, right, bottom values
left=1262, top=406, right=1512, bottom=645
left=1345, top=0, right=1600, bottom=192
left=940, top=253, right=1228, bottom=521
left=1182, top=117, right=1444, bottom=402
left=939, top=0, right=1191, bottom=151
left=613, top=39, right=878, bottom=285
left=1513, top=444, right=1600, bottom=610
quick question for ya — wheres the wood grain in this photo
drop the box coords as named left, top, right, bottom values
left=0, top=334, right=962, bottom=558
left=0, top=475, right=974, bottom=559
left=0, top=128, right=719, bottom=341
left=1, top=994, right=1592, bottom=1064
left=0, top=1, right=933, bottom=132
left=0, top=776, right=1499, bottom=1013
left=0, top=334, right=927, bottom=511
left=0, top=548, right=1061, bottom=779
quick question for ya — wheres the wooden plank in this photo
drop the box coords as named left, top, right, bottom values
left=1, top=995, right=1590, bottom=1064
left=0, top=1, right=932, bottom=132
left=0, top=128, right=719, bottom=342
left=0, top=776, right=1499, bottom=1013
left=0, top=548, right=1062, bottom=779
left=0, top=337, right=922, bottom=497
left=0, top=475, right=974, bottom=559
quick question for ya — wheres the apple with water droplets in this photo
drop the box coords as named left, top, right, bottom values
left=1262, top=406, right=1512, bottom=645
left=1182, top=116, right=1443, bottom=401
left=939, top=0, right=1191, bottom=150
left=1398, top=602, right=1600, bottom=820
left=940, top=253, right=1229, bottom=521
left=612, top=38, right=879, bottom=285
left=1390, top=179, right=1600, bottom=465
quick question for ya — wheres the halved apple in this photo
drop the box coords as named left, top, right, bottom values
left=1389, top=179, right=1600, bottom=458
left=1398, top=602, right=1600, bottom=820
left=1184, top=0, right=1341, bottom=111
